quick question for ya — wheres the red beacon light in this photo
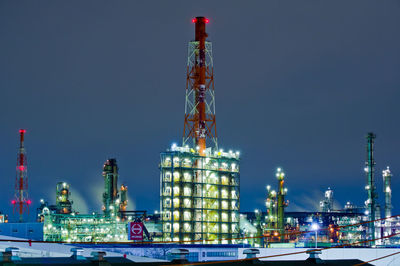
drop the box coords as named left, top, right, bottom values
left=192, top=17, right=209, bottom=24
left=26, top=200, right=32, bottom=205
left=19, top=129, right=26, bottom=133
left=11, top=200, right=16, bottom=205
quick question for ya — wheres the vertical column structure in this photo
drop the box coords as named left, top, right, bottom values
left=364, top=132, right=377, bottom=244
left=183, top=17, right=217, bottom=154
left=382, top=167, right=392, bottom=218
left=320, top=188, right=334, bottom=212
left=56, top=182, right=73, bottom=214
left=12, top=129, right=31, bottom=222
left=119, top=184, right=128, bottom=219
left=265, top=185, right=277, bottom=231
left=276, top=168, right=287, bottom=242
left=102, top=159, right=119, bottom=217
left=382, top=167, right=392, bottom=242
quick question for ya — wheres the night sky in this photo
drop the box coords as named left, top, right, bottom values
left=1, top=1, right=399, bottom=222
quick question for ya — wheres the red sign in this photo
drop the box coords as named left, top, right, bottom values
left=129, top=222, right=143, bottom=241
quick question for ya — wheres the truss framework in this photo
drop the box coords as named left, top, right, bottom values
left=183, top=41, right=218, bottom=150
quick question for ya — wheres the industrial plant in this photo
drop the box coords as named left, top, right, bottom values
left=242, top=132, right=399, bottom=248
left=0, top=15, right=398, bottom=265
left=38, top=158, right=138, bottom=243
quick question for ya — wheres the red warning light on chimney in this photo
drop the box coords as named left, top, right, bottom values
left=192, top=17, right=209, bottom=24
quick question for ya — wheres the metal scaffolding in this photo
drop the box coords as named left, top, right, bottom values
left=160, top=145, right=240, bottom=243
left=43, top=213, right=128, bottom=242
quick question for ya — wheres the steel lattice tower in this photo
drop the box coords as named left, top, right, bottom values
left=183, top=17, right=217, bottom=155
left=12, top=129, right=31, bottom=222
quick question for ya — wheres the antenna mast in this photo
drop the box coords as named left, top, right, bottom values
left=12, top=129, right=31, bottom=222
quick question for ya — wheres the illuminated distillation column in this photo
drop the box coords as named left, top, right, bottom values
left=265, top=185, right=276, bottom=230
left=382, top=167, right=392, bottom=219
left=56, top=182, right=73, bottom=214
left=265, top=185, right=277, bottom=230
left=276, top=168, right=288, bottom=241
left=320, top=187, right=334, bottom=212
left=119, top=184, right=128, bottom=219
left=364, top=132, right=377, bottom=244
left=12, top=129, right=31, bottom=222
left=102, top=159, right=119, bottom=217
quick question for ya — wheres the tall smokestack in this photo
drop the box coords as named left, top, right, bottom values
left=183, top=17, right=217, bottom=155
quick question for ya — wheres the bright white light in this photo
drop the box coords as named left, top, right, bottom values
left=311, top=223, right=319, bottom=231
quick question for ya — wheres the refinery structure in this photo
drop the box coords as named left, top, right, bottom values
left=40, top=159, right=135, bottom=243
left=160, top=17, right=240, bottom=244
left=0, top=16, right=399, bottom=265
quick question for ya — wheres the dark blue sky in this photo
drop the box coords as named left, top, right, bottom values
left=0, top=1, right=399, bottom=221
